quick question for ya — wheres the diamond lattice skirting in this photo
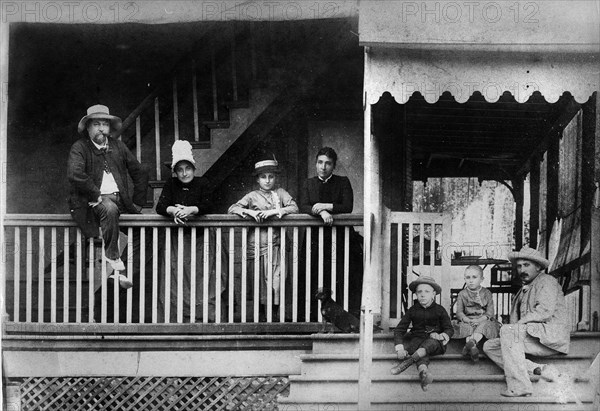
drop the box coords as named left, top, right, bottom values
left=15, top=376, right=290, bottom=410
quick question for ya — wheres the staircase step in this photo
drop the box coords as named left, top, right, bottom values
left=311, top=332, right=600, bottom=356
left=189, top=141, right=210, bottom=149
left=278, top=397, right=597, bottom=411
left=225, top=100, right=249, bottom=109
left=203, top=121, right=230, bottom=129
left=285, top=375, right=595, bottom=403
left=299, top=353, right=594, bottom=377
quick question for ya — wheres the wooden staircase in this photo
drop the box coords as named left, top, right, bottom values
left=278, top=332, right=600, bottom=410
left=112, top=20, right=358, bottom=205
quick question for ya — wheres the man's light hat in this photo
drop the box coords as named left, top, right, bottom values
left=171, top=140, right=196, bottom=171
left=77, top=104, right=122, bottom=134
left=507, top=246, right=549, bottom=269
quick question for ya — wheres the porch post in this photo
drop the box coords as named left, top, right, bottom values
left=512, top=177, right=524, bottom=249
left=529, top=159, right=540, bottom=249
left=358, top=46, right=382, bottom=410
left=0, top=20, right=9, bottom=321
left=591, top=91, right=600, bottom=329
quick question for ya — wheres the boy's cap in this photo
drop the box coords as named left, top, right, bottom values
left=254, top=154, right=280, bottom=175
left=409, top=276, right=441, bottom=294
left=171, top=140, right=196, bottom=171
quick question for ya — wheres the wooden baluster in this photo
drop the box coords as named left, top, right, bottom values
left=154, top=97, right=161, bottom=181
left=202, top=228, right=209, bottom=323
left=139, top=227, right=146, bottom=323
left=88, top=238, right=94, bottom=322
left=211, top=46, right=218, bottom=122
left=230, top=25, right=238, bottom=102
left=177, top=227, right=184, bottom=323
left=305, top=227, right=312, bottom=322
left=253, top=227, right=260, bottom=322
left=63, top=228, right=69, bottom=323
left=13, top=227, right=20, bottom=322
left=26, top=227, right=32, bottom=322
left=408, top=223, right=414, bottom=307
left=279, top=227, right=286, bottom=323
left=241, top=227, right=248, bottom=323
left=135, top=116, right=141, bottom=162
left=396, top=225, right=402, bottom=318
left=50, top=227, right=57, bottom=322
left=215, top=228, right=222, bottom=323
left=100, top=244, right=107, bottom=323
left=113, top=250, right=119, bottom=324
left=250, top=22, right=257, bottom=81
left=344, top=226, right=350, bottom=311
left=331, top=227, right=337, bottom=304
left=317, top=227, right=324, bottom=322
left=229, top=228, right=235, bottom=323
left=38, top=228, right=45, bottom=323
left=192, top=60, right=200, bottom=143
left=76, top=230, right=82, bottom=323
left=164, top=227, right=171, bottom=323
left=173, top=77, right=180, bottom=141
left=267, top=227, right=273, bottom=323
left=152, top=227, right=158, bottom=323
left=190, top=227, right=197, bottom=323
left=292, top=227, right=299, bottom=323
left=126, top=227, right=133, bottom=323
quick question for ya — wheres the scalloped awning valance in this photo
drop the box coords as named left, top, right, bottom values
left=360, top=1, right=599, bottom=104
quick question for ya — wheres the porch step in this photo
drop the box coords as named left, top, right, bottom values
left=277, top=332, right=600, bottom=409
left=299, top=353, right=594, bottom=377
left=278, top=399, right=597, bottom=411
left=311, top=332, right=600, bottom=356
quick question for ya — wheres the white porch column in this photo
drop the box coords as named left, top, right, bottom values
left=591, top=91, right=600, bottom=328
left=0, top=20, right=9, bottom=321
left=358, top=46, right=383, bottom=410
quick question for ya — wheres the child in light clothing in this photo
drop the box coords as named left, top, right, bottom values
left=391, top=276, right=453, bottom=391
left=452, top=265, right=500, bottom=362
left=228, top=156, right=298, bottom=320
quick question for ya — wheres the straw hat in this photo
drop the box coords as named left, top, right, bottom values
left=77, top=104, right=122, bottom=134
left=507, top=246, right=549, bottom=269
left=408, top=276, right=442, bottom=294
left=253, top=154, right=280, bottom=176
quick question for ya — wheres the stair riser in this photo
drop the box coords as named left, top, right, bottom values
left=278, top=400, right=597, bottom=411
left=300, top=358, right=593, bottom=377
left=287, top=381, right=593, bottom=402
left=313, top=338, right=600, bottom=356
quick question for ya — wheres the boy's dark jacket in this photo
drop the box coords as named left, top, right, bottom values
left=393, top=301, right=454, bottom=345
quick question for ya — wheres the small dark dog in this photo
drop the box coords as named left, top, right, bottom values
left=315, top=288, right=362, bottom=333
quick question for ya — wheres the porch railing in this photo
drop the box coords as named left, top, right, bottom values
left=2, top=214, right=362, bottom=326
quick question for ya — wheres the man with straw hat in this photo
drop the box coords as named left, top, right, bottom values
left=483, top=246, right=570, bottom=397
left=68, top=104, right=148, bottom=289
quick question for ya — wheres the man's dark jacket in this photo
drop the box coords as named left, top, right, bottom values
left=67, top=136, right=149, bottom=238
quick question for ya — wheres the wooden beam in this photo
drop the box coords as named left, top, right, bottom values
left=591, top=91, right=600, bottom=329
left=1, top=20, right=9, bottom=321
left=513, top=177, right=524, bottom=249
left=529, top=158, right=540, bottom=248
left=516, top=98, right=581, bottom=177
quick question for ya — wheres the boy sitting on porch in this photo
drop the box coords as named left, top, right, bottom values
left=451, top=265, right=500, bottom=362
left=228, top=154, right=299, bottom=321
left=391, top=276, right=453, bottom=391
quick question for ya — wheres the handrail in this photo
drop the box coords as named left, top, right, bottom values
left=3, top=213, right=364, bottom=227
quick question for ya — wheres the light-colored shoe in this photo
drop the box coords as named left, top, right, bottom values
left=540, top=364, right=561, bottom=382
left=108, top=273, right=133, bottom=289
left=419, top=367, right=433, bottom=391
left=106, top=257, right=125, bottom=271
left=500, top=389, right=532, bottom=397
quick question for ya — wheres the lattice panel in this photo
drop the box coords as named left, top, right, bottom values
left=15, top=376, right=290, bottom=410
